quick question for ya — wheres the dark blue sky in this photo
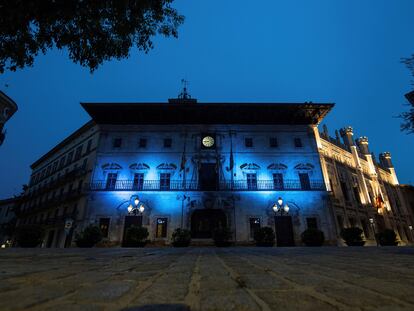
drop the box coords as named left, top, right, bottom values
left=1, top=0, right=413, bottom=198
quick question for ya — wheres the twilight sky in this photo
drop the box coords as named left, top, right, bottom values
left=0, top=0, right=414, bottom=198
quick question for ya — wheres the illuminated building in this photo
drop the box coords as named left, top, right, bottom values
left=15, top=91, right=414, bottom=247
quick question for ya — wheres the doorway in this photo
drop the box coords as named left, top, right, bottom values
left=122, top=215, right=142, bottom=246
left=199, top=163, right=218, bottom=190
left=191, top=209, right=227, bottom=238
left=274, top=216, right=295, bottom=246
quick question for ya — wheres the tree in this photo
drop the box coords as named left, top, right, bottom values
left=0, top=0, right=184, bottom=73
left=401, top=55, right=414, bottom=133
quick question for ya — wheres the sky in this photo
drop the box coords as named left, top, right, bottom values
left=0, top=0, right=414, bottom=198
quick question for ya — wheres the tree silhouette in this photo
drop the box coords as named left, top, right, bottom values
left=401, top=55, right=414, bottom=133
left=0, top=0, right=184, bottom=73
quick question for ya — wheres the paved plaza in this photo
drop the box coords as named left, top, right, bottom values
left=0, top=247, right=414, bottom=311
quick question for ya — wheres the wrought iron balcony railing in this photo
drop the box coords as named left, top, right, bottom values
left=87, top=179, right=326, bottom=192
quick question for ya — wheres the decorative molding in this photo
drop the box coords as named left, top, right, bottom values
left=240, top=163, right=261, bottom=170
left=156, top=163, right=177, bottom=170
left=129, top=163, right=150, bottom=170
left=267, top=163, right=288, bottom=170
left=294, top=163, right=314, bottom=171
left=102, top=163, right=122, bottom=170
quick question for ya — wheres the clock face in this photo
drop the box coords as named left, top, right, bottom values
left=202, top=136, right=215, bottom=148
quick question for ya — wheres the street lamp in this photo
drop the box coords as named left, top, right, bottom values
left=128, top=196, right=145, bottom=216
left=369, top=217, right=378, bottom=246
left=273, top=197, right=289, bottom=216
left=409, top=225, right=413, bottom=243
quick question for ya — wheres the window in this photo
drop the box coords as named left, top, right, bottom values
left=138, top=138, right=147, bottom=148
left=46, top=165, right=51, bottom=176
left=163, top=138, right=172, bottom=148
left=52, top=161, right=58, bottom=172
left=361, top=219, right=370, bottom=238
left=249, top=218, right=261, bottom=239
left=160, top=173, right=171, bottom=190
left=337, top=215, right=344, bottom=229
left=294, top=138, right=303, bottom=148
left=86, top=139, right=92, bottom=153
left=67, top=151, right=74, bottom=164
left=156, top=218, right=168, bottom=238
left=273, top=173, right=284, bottom=190
left=82, top=158, right=88, bottom=170
left=59, top=156, right=66, bottom=169
left=133, top=173, right=144, bottom=190
left=353, top=186, right=361, bottom=204
left=106, top=173, right=118, bottom=190
left=74, top=145, right=83, bottom=160
left=269, top=137, right=278, bottom=148
left=246, top=173, right=257, bottom=190
left=306, top=217, right=318, bottom=229
left=245, top=137, right=253, bottom=148
left=340, top=181, right=349, bottom=201
left=113, top=138, right=122, bottom=149
left=299, top=173, right=310, bottom=190
left=99, top=218, right=110, bottom=238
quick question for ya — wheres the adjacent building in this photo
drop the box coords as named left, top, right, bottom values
left=0, top=91, right=18, bottom=146
left=14, top=94, right=414, bottom=247
left=0, top=197, right=18, bottom=246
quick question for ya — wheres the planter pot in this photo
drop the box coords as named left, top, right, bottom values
left=345, top=241, right=366, bottom=246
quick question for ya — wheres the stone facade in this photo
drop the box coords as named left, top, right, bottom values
left=14, top=98, right=413, bottom=247
left=0, top=197, right=17, bottom=246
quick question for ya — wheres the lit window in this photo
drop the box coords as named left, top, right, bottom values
left=156, top=218, right=168, bottom=238
left=163, top=138, right=172, bottom=148
left=113, top=138, right=122, bottom=149
left=245, top=137, right=253, bottom=148
left=294, top=138, right=303, bottom=148
left=269, top=137, right=278, bottom=148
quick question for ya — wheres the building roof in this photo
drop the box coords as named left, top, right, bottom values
left=30, top=120, right=95, bottom=169
left=81, top=102, right=334, bottom=125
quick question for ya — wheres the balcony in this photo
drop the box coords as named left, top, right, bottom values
left=87, top=179, right=326, bottom=192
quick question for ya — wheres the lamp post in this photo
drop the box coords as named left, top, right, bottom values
left=273, top=197, right=289, bottom=216
left=409, top=225, right=413, bottom=244
left=369, top=217, right=378, bottom=246
left=127, top=196, right=145, bottom=216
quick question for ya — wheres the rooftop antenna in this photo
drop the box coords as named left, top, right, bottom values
left=168, top=79, right=197, bottom=104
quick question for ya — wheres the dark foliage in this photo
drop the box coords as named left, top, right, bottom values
left=340, top=227, right=365, bottom=246
left=15, top=224, right=45, bottom=247
left=253, top=227, right=275, bottom=247
left=75, top=225, right=103, bottom=248
left=301, top=228, right=325, bottom=246
left=400, top=55, right=414, bottom=133
left=124, top=225, right=149, bottom=247
left=376, top=229, right=398, bottom=246
left=0, top=0, right=184, bottom=73
left=171, top=228, right=191, bottom=247
left=213, top=227, right=233, bottom=247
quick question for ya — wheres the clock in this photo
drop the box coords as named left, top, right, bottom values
left=202, top=136, right=215, bottom=148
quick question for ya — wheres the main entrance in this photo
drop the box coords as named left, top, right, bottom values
left=274, top=216, right=295, bottom=246
left=122, top=215, right=142, bottom=246
left=199, top=163, right=218, bottom=190
left=191, top=209, right=227, bottom=238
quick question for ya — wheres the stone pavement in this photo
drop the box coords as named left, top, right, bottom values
left=0, top=247, right=414, bottom=311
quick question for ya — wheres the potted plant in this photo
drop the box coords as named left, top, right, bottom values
left=376, top=229, right=398, bottom=246
left=124, top=225, right=149, bottom=247
left=75, top=225, right=103, bottom=248
left=15, top=224, right=45, bottom=247
left=171, top=228, right=191, bottom=247
left=301, top=228, right=325, bottom=246
left=340, top=227, right=365, bottom=246
left=213, top=227, right=233, bottom=247
left=253, top=227, right=275, bottom=247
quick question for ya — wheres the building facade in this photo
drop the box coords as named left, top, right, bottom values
left=14, top=97, right=414, bottom=247
left=0, top=197, right=17, bottom=246
left=0, top=91, right=18, bottom=146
